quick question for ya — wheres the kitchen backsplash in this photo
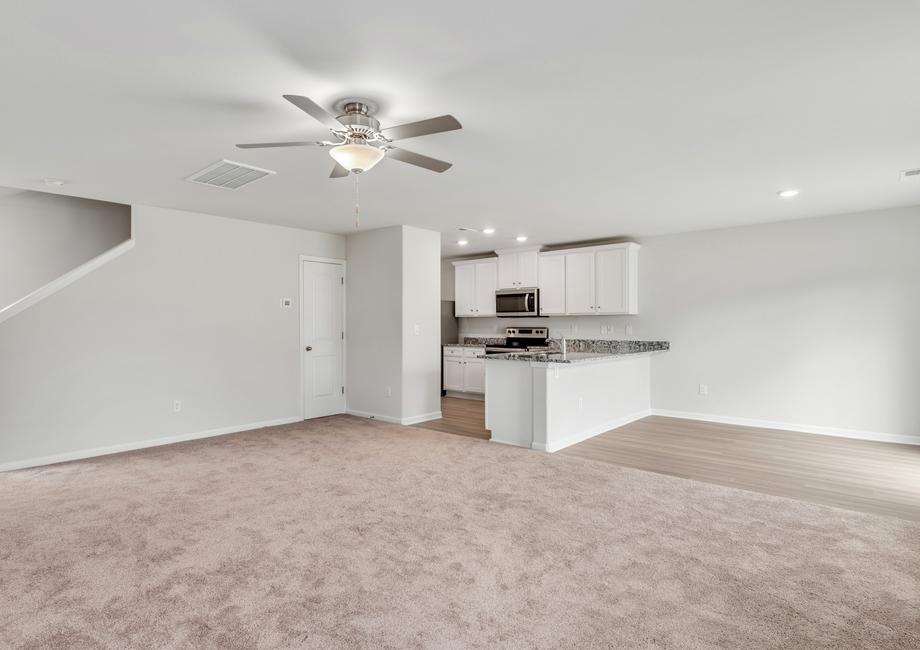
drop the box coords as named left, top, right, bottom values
left=455, top=315, right=643, bottom=343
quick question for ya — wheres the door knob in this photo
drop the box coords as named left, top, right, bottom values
left=305, top=346, right=313, bottom=351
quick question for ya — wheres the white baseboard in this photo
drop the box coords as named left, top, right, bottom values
left=444, top=391, right=485, bottom=401
left=650, top=409, right=920, bottom=446
left=401, top=411, right=442, bottom=425
left=345, top=409, right=442, bottom=426
left=534, top=409, right=652, bottom=453
left=345, top=409, right=403, bottom=424
left=0, top=238, right=136, bottom=324
left=0, top=416, right=303, bottom=473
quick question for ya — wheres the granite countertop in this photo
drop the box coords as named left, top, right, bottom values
left=443, top=337, right=505, bottom=348
left=481, top=341, right=669, bottom=364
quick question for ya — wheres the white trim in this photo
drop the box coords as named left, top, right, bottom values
left=533, top=409, right=652, bottom=453
left=0, top=238, right=136, bottom=324
left=650, top=409, right=920, bottom=446
left=444, top=391, right=485, bottom=401
left=345, top=409, right=443, bottom=426
left=401, top=411, right=443, bottom=425
left=345, top=409, right=403, bottom=425
left=0, top=416, right=302, bottom=473
left=300, top=255, right=347, bottom=421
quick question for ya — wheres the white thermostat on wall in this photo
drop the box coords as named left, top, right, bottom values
left=280, top=298, right=293, bottom=308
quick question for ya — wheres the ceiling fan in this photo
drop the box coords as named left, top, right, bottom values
left=236, top=95, right=461, bottom=177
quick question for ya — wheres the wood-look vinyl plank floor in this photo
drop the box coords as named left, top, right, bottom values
left=414, top=398, right=920, bottom=520
left=412, top=396, right=489, bottom=440
left=561, top=415, right=920, bottom=521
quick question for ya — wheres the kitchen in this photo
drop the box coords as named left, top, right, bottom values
left=440, top=241, right=669, bottom=451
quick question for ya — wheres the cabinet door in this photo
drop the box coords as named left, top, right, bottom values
left=443, top=358, right=464, bottom=391
left=538, top=255, right=566, bottom=315
left=474, top=261, right=497, bottom=316
left=497, top=254, right=517, bottom=289
left=462, top=359, right=485, bottom=393
left=595, top=248, right=628, bottom=314
left=516, top=251, right=539, bottom=288
left=454, top=264, right=476, bottom=316
left=565, top=252, right=595, bottom=314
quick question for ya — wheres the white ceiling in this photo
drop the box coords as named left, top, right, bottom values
left=1, top=1, right=919, bottom=256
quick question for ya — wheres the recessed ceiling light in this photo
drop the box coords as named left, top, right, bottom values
left=516, top=235, right=528, bottom=242
left=42, top=178, right=66, bottom=187
left=482, top=228, right=495, bottom=235
left=777, top=188, right=800, bottom=199
left=457, top=239, right=469, bottom=246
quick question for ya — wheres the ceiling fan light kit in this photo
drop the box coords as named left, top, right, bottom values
left=236, top=95, right=461, bottom=177
left=329, top=143, right=384, bottom=173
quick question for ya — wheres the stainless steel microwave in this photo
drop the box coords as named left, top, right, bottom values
left=496, top=287, right=540, bottom=317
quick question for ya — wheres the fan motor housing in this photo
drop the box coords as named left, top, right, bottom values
left=337, top=101, right=380, bottom=136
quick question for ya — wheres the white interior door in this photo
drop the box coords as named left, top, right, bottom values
left=302, top=260, right=345, bottom=419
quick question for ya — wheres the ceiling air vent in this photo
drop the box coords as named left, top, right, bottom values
left=899, top=168, right=920, bottom=181
left=186, top=160, right=275, bottom=190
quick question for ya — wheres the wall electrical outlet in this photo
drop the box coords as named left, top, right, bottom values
left=386, top=386, right=392, bottom=398
left=173, top=400, right=182, bottom=412
left=578, top=397, right=584, bottom=409
left=413, top=324, right=420, bottom=335
left=625, top=324, right=634, bottom=336
left=698, top=384, right=709, bottom=396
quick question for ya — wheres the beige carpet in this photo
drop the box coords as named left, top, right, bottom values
left=1, top=416, right=918, bottom=649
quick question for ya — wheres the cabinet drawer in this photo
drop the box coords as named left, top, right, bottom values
left=444, top=347, right=465, bottom=357
left=463, top=347, right=485, bottom=358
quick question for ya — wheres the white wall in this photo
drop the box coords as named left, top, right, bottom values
left=0, top=188, right=131, bottom=309
left=459, top=206, right=920, bottom=440
left=0, top=205, right=344, bottom=468
left=346, top=226, right=442, bottom=423
left=402, top=227, right=441, bottom=420
left=345, top=227, right=404, bottom=420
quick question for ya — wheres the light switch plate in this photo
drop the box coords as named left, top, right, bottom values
left=280, top=298, right=293, bottom=308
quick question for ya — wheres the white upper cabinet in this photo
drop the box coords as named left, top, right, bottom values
left=538, top=254, right=566, bottom=315
left=564, top=251, right=596, bottom=315
left=454, top=263, right=475, bottom=316
left=496, top=248, right=540, bottom=289
left=595, top=247, right=630, bottom=314
left=547, top=243, right=639, bottom=315
left=453, top=258, right=498, bottom=317
left=474, top=260, right=497, bottom=317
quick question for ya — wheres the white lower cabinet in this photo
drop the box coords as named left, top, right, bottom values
left=443, top=358, right=464, bottom=391
left=462, top=359, right=484, bottom=393
left=443, top=347, right=485, bottom=394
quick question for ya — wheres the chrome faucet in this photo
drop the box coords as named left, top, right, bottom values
left=559, top=337, right=567, bottom=356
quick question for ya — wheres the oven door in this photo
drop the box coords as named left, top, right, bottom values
left=495, top=288, right=539, bottom=317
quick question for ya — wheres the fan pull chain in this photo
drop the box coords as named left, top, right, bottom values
left=353, top=172, right=360, bottom=229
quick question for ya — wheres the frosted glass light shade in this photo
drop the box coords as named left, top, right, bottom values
left=329, top=143, right=384, bottom=173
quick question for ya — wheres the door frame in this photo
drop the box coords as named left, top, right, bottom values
left=299, top=255, right=347, bottom=420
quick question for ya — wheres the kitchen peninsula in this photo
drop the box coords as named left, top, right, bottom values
left=484, top=340, right=669, bottom=451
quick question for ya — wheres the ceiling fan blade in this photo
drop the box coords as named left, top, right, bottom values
left=381, top=115, right=461, bottom=141
left=283, top=94, right=343, bottom=132
left=330, top=162, right=349, bottom=178
left=235, top=141, right=321, bottom=149
left=385, top=147, right=452, bottom=173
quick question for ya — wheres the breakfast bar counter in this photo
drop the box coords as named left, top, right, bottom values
left=483, top=342, right=669, bottom=452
